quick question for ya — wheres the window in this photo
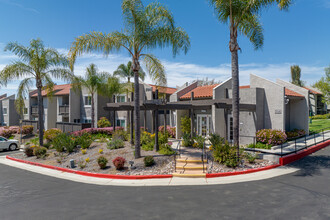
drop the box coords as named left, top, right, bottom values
left=0, top=137, right=6, bottom=141
left=84, top=96, right=92, bottom=106
left=116, top=95, right=126, bottom=103
left=84, top=118, right=92, bottom=123
left=116, top=119, right=126, bottom=128
left=24, top=108, right=28, bottom=115
left=3, top=107, right=7, bottom=115
left=74, top=119, right=80, bottom=123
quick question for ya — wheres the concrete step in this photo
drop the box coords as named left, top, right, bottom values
left=172, top=170, right=206, bottom=178
left=175, top=166, right=205, bottom=170
left=176, top=158, right=206, bottom=163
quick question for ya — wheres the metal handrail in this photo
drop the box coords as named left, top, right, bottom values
left=174, top=140, right=181, bottom=172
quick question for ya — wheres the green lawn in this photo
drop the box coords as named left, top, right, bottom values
left=309, top=119, right=330, bottom=133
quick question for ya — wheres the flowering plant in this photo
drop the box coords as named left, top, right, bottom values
left=72, top=127, right=124, bottom=136
left=256, top=129, right=287, bottom=146
left=158, top=126, right=176, bottom=138
left=286, top=129, right=306, bottom=139
left=112, top=157, right=126, bottom=170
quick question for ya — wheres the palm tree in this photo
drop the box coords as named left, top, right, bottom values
left=69, top=0, right=190, bottom=158
left=72, top=63, right=121, bottom=128
left=209, top=0, right=292, bottom=158
left=0, top=39, right=72, bottom=146
left=114, top=61, right=145, bottom=93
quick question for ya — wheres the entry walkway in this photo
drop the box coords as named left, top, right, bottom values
left=246, top=130, right=330, bottom=156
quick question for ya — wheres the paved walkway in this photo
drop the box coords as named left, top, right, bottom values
left=246, top=131, right=330, bottom=155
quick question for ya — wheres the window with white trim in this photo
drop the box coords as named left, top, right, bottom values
left=116, top=118, right=126, bottom=128
left=84, top=96, right=92, bottom=106
left=116, top=95, right=126, bottom=103
left=3, top=107, right=7, bottom=115
left=24, top=108, right=28, bottom=115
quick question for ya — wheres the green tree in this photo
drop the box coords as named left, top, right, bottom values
left=0, top=39, right=72, bottom=146
left=291, top=65, right=304, bottom=87
left=313, top=66, right=330, bottom=104
left=114, top=61, right=145, bottom=93
left=68, top=0, right=190, bottom=158
left=209, top=0, right=292, bottom=158
left=71, top=63, right=121, bottom=128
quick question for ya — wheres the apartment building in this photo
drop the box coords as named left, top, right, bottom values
left=169, top=74, right=309, bottom=145
left=28, top=84, right=112, bottom=130
left=0, top=94, right=21, bottom=126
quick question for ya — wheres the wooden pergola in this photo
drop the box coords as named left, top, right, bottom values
left=104, top=91, right=256, bottom=149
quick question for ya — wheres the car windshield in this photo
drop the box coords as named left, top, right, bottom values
left=0, top=137, right=7, bottom=141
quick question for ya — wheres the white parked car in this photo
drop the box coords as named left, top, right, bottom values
left=0, top=136, right=19, bottom=151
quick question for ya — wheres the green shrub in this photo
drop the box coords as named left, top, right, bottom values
left=97, top=117, right=111, bottom=128
left=52, top=133, right=76, bottom=153
left=158, top=144, right=176, bottom=155
left=31, top=137, right=39, bottom=145
left=194, top=135, right=205, bottom=149
left=112, top=157, right=126, bottom=170
left=311, top=114, right=330, bottom=120
left=24, top=145, right=35, bottom=157
left=212, top=142, right=241, bottom=168
left=144, top=156, right=155, bottom=167
left=75, top=133, right=93, bottom=149
left=112, top=129, right=128, bottom=141
left=142, top=142, right=154, bottom=151
left=44, top=128, right=62, bottom=142
left=78, top=160, right=86, bottom=169
left=43, top=141, right=51, bottom=149
left=22, top=125, right=34, bottom=135
left=245, top=153, right=258, bottom=163
left=208, top=133, right=224, bottom=147
left=97, top=156, right=108, bottom=169
left=158, top=132, right=168, bottom=145
left=247, top=142, right=272, bottom=150
left=33, top=146, right=47, bottom=159
left=182, top=133, right=193, bottom=147
left=141, top=131, right=153, bottom=145
left=107, top=138, right=125, bottom=150
left=181, top=116, right=191, bottom=134
left=286, top=129, right=306, bottom=139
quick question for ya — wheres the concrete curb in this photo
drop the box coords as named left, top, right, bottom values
left=279, top=139, right=330, bottom=165
left=6, top=140, right=329, bottom=181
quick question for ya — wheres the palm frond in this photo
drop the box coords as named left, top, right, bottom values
left=15, top=77, right=34, bottom=116
left=0, top=62, right=34, bottom=85
left=238, top=13, right=264, bottom=50
left=4, top=42, right=31, bottom=63
left=142, top=54, right=166, bottom=87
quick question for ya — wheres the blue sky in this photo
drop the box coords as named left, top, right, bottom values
left=0, top=0, right=329, bottom=95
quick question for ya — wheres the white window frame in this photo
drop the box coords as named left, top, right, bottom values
left=23, top=107, right=28, bottom=115
left=3, top=107, right=8, bottom=115
left=116, top=94, right=126, bottom=103
left=83, top=117, right=92, bottom=123
left=84, top=95, right=92, bottom=107
left=116, top=117, right=126, bottom=128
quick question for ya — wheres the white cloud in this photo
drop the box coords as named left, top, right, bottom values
left=0, top=0, right=39, bottom=13
left=0, top=49, right=326, bottom=96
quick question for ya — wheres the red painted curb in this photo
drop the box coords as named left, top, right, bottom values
left=8, top=140, right=329, bottom=180
left=279, top=139, right=330, bottom=165
left=5, top=156, right=172, bottom=180
left=206, top=164, right=281, bottom=178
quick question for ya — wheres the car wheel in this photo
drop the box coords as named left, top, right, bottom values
left=9, top=144, right=17, bottom=151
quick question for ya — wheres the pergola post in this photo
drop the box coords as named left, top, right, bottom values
left=164, top=108, right=167, bottom=135
left=190, top=92, right=194, bottom=138
left=113, top=95, right=116, bottom=132
left=130, top=92, right=134, bottom=145
left=154, top=89, right=159, bottom=151
left=144, top=108, right=147, bottom=132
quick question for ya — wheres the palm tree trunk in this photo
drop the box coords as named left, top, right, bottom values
left=133, top=59, right=141, bottom=158
left=36, top=82, right=44, bottom=146
left=229, top=24, right=240, bottom=160
left=91, top=93, right=95, bottom=128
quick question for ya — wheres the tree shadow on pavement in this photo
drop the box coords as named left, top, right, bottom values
left=287, top=155, right=330, bottom=177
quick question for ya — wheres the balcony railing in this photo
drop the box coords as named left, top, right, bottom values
left=59, top=105, right=69, bottom=115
